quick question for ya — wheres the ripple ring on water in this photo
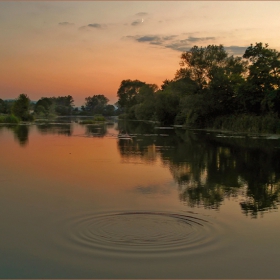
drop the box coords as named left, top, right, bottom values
left=58, top=211, right=221, bottom=257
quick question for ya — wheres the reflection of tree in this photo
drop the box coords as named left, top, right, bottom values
left=117, top=121, right=280, bottom=217
left=84, top=124, right=107, bottom=137
left=117, top=120, right=178, bottom=164
left=165, top=132, right=241, bottom=209
left=1, top=124, right=30, bottom=146
left=170, top=131, right=280, bottom=216
left=240, top=182, right=280, bottom=218
left=12, top=125, right=29, bottom=146
left=36, top=124, right=73, bottom=136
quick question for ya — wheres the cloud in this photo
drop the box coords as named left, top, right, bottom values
left=125, top=33, right=247, bottom=56
left=165, top=43, right=190, bottom=52
left=79, top=23, right=107, bottom=30
left=136, top=35, right=160, bottom=42
left=58, top=22, right=74, bottom=26
left=187, top=36, right=215, bottom=42
left=225, top=46, right=248, bottom=55
left=135, top=35, right=216, bottom=52
left=125, top=34, right=177, bottom=47
left=88, top=23, right=104, bottom=29
left=135, top=12, right=148, bottom=17
left=131, top=20, right=142, bottom=26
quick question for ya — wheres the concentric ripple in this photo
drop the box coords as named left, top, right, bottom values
left=56, top=211, right=222, bottom=257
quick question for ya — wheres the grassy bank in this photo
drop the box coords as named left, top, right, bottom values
left=208, top=114, right=280, bottom=134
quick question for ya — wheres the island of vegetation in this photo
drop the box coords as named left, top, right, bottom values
left=1, top=42, right=280, bottom=133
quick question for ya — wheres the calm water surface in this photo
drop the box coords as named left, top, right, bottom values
left=0, top=120, right=280, bottom=278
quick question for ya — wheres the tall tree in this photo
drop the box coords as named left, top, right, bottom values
left=176, top=45, right=228, bottom=91
left=54, top=95, right=74, bottom=115
left=12, top=94, right=32, bottom=121
left=84, top=94, right=109, bottom=115
left=241, top=43, right=280, bottom=115
left=117, top=79, right=146, bottom=112
left=34, top=97, right=55, bottom=118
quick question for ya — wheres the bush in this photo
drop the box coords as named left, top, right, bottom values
left=93, top=115, right=105, bottom=122
left=0, top=115, right=20, bottom=124
left=79, top=115, right=106, bottom=124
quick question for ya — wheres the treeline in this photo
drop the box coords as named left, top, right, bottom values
left=0, top=94, right=117, bottom=123
left=116, top=43, right=280, bottom=133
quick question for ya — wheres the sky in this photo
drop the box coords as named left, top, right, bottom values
left=1, top=1, right=280, bottom=107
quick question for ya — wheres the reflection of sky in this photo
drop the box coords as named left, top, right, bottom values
left=1, top=2, right=280, bottom=106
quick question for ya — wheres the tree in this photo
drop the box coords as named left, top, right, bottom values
left=155, top=89, right=180, bottom=125
left=175, top=44, right=248, bottom=124
left=117, top=79, right=146, bottom=112
left=134, top=84, right=158, bottom=120
left=176, top=45, right=228, bottom=91
left=54, top=95, right=74, bottom=116
left=34, top=97, right=55, bottom=118
left=84, top=94, right=109, bottom=115
left=12, top=94, right=32, bottom=121
left=0, top=99, right=14, bottom=114
left=103, top=104, right=116, bottom=116
left=241, top=43, right=280, bottom=115
left=0, top=98, right=6, bottom=114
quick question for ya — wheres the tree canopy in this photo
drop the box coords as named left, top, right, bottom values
left=116, top=42, right=280, bottom=130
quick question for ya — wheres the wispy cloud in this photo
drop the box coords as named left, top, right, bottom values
left=79, top=23, right=107, bottom=30
left=124, top=34, right=177, bottom=46
left=187, top=36, right=215, bottom=42
left=125, top=34, right=218, bottom=52
left=165, top=36, right=216, bottom=51
left=88, top=23, right=106, bottom=29
left=131, top=20, right=142, bottom=26
left=58, top=22, right=74, bottom=26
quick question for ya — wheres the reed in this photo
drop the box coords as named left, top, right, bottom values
left=210, top=114, right=280, bottom=134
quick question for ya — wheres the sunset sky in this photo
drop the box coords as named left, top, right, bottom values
left=1, top=1, right=280, bottom=106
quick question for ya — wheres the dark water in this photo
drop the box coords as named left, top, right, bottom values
left=0, top=120, right=280, bottom=278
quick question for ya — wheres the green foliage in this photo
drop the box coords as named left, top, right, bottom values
left=79, top=115, right=106, bottom=124
left=117, top=79, right=146, bottom=112
left=11, top=94, right=33, bottom=121
left=176, top=45, right=229, bottom=90
left=155, top=90, right=180, bottom=125
left=54, top=95, right=74, bottom=115
left=0, top=98, right=6, bottom=114
left=134, top=84, right=157, bottom=121
left=34, top=97, right=55, bottom=118
left=84, top=95, right=109, bottom=115
left=93, top=115, right=106, bottom=121
left=0, top=114, right=20, bottom=124
left=103, top=104, right=116, bottom=116
left=240, top=43, right=280, bottom=115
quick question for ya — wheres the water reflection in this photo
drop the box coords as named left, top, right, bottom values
left=84, top=124, right=107, bottom=138
left=36, top=123, right=73, bottom=136
left=0, top=125, right=30, bottom=146
left=1, top=120, right=280, bottom=217
left=117, top=121, right=280, bottom=217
